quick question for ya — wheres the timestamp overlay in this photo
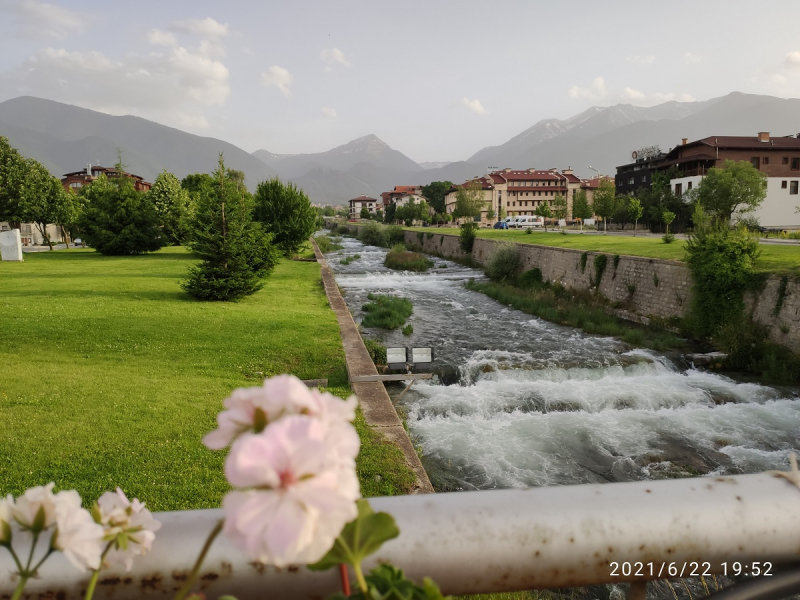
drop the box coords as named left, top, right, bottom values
left=609, top=562, right=774, bottom=578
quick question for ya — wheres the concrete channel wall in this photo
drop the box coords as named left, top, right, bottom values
left=311, top=239, right=434, bottom=494
left=393, top=228, right=800, bottom=353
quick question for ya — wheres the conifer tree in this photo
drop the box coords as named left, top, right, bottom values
left=182, top=156, right=280, bottom=301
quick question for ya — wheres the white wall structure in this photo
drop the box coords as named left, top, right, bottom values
left=0, top=229, right=23, bottom=261
left=671, top=175, right=800, bottom=229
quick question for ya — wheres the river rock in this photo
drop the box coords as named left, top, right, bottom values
left=687, top=351, right=728, bottom=366
left=0, top=229, right=23, bottom=261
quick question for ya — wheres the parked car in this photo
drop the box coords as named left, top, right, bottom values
left=508, top=217, right=522, bottom=228
left=512, top=216, right=544, bottom=229
left=493, top=221, right=509, bottom=229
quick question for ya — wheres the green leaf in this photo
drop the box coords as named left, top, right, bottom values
left=329, top=564, right=450, bottom=600
left=31, top=505, right=46, bottom=533
left=308, top=500, right=399, bottom=571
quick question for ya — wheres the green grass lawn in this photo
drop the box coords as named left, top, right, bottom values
left=0, top=247, right=414, bottom=511
left=407, top=227, right=800, bottom=275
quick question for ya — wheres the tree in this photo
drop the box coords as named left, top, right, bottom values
left=498, top=206, right=507, bottom=220
left=592, top=179, right=618, bottom=234
left=20, top=160, right=75, bottom=250
left=534, top=202, right=552, bottom=231
left=551, top=193, right=568, bottom=225
left=571, top=189, right=593, bottom=231
left=694, top=160, right=767, bottom=221
left=183, top=157, right=280, bottom=301
left=628, top=197, right=643, bottom=236
left=663, top=210, right=676, bottom=233
left=78, top=168, right=165, bottom=255
left=253, top=177, right=318, bottom=257
left=149, top=170, right=191, bottom=245
left=383, top=202, right=396, bottom=224
left=360, top=207, right=370, bottom=220
left=0, top=136, right=27, bottom=225
left=420, top=181, right=453, bottom=214
left=452, top=181, right=485, bottom=223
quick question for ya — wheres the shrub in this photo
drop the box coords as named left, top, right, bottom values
left=459, top=222, right=477, bottom=253
left=384, top=245, right=434, bottom=272
left=386, top=225, right=405, bottom=246
left=315, top=235, right=343, bottom=253
left=525, top=228, right=532, bottom=235
left=359, top=222, right=388, bottom=247
left=363, top=338, right=387, bottom=365
left=590, top=254, right=608, bottom=288
left=253, top=177, right=318, bottom=257
left=517, top=268, right=543, bottom=289
left=485, top=242, right=521, bottom=282
left=685, top=206, right=760, bottom=338
left=79, top=174, right=165, bottom=255
left=662, top=233, right=676, bottom=244
left=402, top=324, right=413, bottom=336
left=361, top=294, right=413, bottom=329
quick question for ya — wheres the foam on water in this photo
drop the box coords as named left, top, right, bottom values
left=323, top=233, right=800, bottom=491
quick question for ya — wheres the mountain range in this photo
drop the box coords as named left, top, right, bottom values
left=2, top=92, right=800, bottom=204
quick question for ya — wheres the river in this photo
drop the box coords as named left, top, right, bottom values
left=323, top=234, right=800, bottom=493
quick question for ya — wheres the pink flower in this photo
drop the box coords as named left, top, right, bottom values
left=203, top=375, right=357, bottom=450
left=95, top=488, right=162, bottom=571
left=52, top=491, right=104, bottom=571
left=222, top=415, right=360, bottom=566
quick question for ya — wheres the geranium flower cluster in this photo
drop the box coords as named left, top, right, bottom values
left=0, top=482, right=161, bottom=597
left=204, top=374, right=361, bottom=567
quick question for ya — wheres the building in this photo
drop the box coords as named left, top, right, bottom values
left=348, top=195, right=378, bottom=218
left=616, top=132, right=800, bottom=228
left=444, top=168, right=586, bottom=223
left=380, top=185, right=424, bottom=208
left=62, top=165, right=152, bottom=192
left=615, top=146, right=667, bottom=197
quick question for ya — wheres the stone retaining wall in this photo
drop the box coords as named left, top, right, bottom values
left=311, top=238, right=434, bottom=494
left=399, top=229, right=800, bottom=353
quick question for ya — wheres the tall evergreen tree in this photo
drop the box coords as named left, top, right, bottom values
left=182, top=157, right=280, bottom=301
left=253, top=177, right=317, bottom=257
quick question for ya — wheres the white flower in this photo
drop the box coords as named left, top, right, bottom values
left=11, top=483, right=59, bottom=532
left=95, top=489, right=162, bottom=571
left=0, top=496, right=12, bottom=544
left=52, top=490, right=104, bottom=571
left=203, top=375, right=357, bottom=450
left=222, top=415, right=360, bottom=566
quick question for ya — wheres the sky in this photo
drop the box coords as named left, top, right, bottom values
left=2, top=0, right=800, bottom=163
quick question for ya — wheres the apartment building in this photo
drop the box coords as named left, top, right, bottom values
left=348, top=195, right=378, bottom=218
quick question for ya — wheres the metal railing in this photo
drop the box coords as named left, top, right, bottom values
left=2, top=472, right=800, bottom=599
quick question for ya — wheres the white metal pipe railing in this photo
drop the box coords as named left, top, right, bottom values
left=2, top=473, right=800, bottom=598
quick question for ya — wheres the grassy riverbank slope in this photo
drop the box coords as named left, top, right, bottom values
left=406, top=227, right=800, bottom=275
left=0, top=248, right=414, bottom=510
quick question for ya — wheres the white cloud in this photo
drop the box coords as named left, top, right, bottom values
left=3, top=0, right=86, bottom=39
left=171, top=17, right=229, bottom=40
left=322, top=107, right=337, bottom=118
left=147, top=29, right=177, bottom=46
left=626, top=55, right=654, bottom=65
left=621, top=86, right=695, bottom=106
left=785, top=51, right=800, bottom=69
left=772, top=74, right=788, bottom=85
left=568, top=77, right=607, bottom=101
left=261, top=65, right=292, bottom=96
left=320, top=48, right=351, bottom=68
left=684, top=52, right=702, bottom=64
left=459, top=97, right=487, bottom=115
left=5, top=45, right=230, bottom=129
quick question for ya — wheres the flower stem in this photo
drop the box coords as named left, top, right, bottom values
left=84, top=541, right=115, bottom=600
left=172, top=519, right=223, bottom=600
left=6, top=546, right=25, bottom=575
left=24, top=531, right=39, bottom=572
left=10, top=576, right=29, bottom=600
left=29, top=548, right=54, bottom=575
left=353, top=560, right=368, bottom=594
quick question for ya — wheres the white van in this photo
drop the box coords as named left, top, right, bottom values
left=512, top=216, right=544, bottom=229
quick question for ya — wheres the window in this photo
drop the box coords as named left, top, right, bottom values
left=782, top=181, right=788, bottom=189
left=791, top=181, right=799, bottom=195
left=675, top=183, right=683, bottom=196
left=783, top=157, right=789, bottom=165
left=763, top=157, right=769, bottom=165
left=793, top=158, right=800, bottom=171
left=687, top=181, right=693, bottom=191
left=750, top=157, right=760, bottom=169
left=628, top=177, right=634, bottom=185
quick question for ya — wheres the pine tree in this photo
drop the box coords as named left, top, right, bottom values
left=253, top=177, right=317, bottom=257
left=182, top=157, right=280, bottom=301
